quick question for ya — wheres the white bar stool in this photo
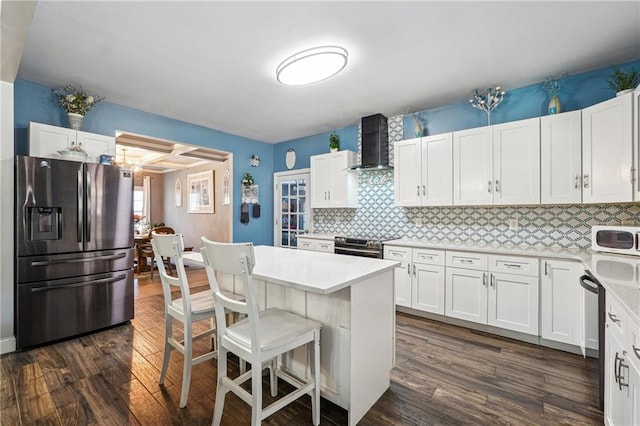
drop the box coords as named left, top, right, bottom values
left=151, top=232, right=217, bottom=408
left=201, top=238, right=322, bottom=426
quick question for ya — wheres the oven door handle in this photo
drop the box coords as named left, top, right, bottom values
left=579, top=275, right=600, bottom=294
left=334, top=247, right=381, bottom=257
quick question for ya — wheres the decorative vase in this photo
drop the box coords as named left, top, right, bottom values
left=548, top=96, right=561, bottom=115
left=330, top=147, right=338, bottom=153
left=67, top=112, right=84, bottom=130
left=414, top=122, right=423, bottom=138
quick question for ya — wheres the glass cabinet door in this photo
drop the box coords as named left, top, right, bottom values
left=275, top=171, right=311, bottom=248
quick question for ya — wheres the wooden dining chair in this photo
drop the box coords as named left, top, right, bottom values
left=200, top=237, right=322, bottom=426
left=138, top=226, right=176, bottom=279
left=151, top=232, right=217, bottom=408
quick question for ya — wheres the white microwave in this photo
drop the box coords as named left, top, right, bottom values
left=591, top=225, right=640, bottom=256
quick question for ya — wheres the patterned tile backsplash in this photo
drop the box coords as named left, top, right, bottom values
left=313, top=114, right=640, bottom=249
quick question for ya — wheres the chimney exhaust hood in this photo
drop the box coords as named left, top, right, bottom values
left=348, top=113, right=392, bottom=171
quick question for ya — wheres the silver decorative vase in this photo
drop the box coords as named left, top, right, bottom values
left=67, top=112, right=84, bottom=130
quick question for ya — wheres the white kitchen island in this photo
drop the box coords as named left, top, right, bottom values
left=183, top=245, right=399, bottom=425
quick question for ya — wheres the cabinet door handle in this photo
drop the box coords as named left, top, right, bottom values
left=503, top=263, right=522, bottom=269
left=413, top=264, right=416, bottom=277
left=608, top=312, right=621, bottom=324
left=460, top=259, right=474, bottom=264
left=488, top=180, right=492, bottom=193
left=417, top=185, right=420, bottom=196
left=583, top=174, right=590, bottom=189
left=422, top=185, right=426, bottom=196
left=574, top=174, right=580, bottom=189
left=491, top=274, right=495, bottom=288
left=327, top=191, right=330, bottom=200
left=615, top=352, right=629, bottom=390
left=544, top=261, right=550, bottom=276
left=407, top=263, right=411, bottom=276
left=495, top=179, right=500, bottom=193
left=483, top=272, right=487, bottom=287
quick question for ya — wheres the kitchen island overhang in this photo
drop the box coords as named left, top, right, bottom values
left=184, top=245, right=399, bottom=425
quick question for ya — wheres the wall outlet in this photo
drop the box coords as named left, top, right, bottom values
left=412, top=217, right=422, bottom=226
left=507, top=218, right=519, bottom=231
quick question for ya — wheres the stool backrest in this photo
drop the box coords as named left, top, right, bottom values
left=151, top=232, right=191, bottom=312
left=200, top=238, right=261, bottom=350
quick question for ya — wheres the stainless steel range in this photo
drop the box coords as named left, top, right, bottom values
left=334, top=237, right=391, bottom=258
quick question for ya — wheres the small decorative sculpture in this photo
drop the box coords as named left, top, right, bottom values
left=469, top=86, right=506, bottom=125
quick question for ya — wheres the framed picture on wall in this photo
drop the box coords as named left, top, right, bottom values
left=175, top=178, right=183, bottom=207
left=187, top=170, right=214, bottom=214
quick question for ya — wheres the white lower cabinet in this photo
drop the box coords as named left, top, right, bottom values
left=384, top=246, right=412, bottom=307
left=384, top=246, right=445, bottom=314
left=604, top=293, right=640, bottom=426
left=540, top=259, right=583, bottom=345
left=445, top=251, right=539, bottom=335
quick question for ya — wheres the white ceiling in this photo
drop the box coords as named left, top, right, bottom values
left=12, top=1, right=640, bottom=144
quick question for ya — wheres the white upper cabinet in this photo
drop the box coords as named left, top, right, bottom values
left=453, top=126, right=493, bottom=205
left=453, top=117, right=540, bottom=206
left=492, top=117, right=541, bottom=205
left=541, top=110, right=583, bottom=204
left=423, top=133, right=453, bottom=206
left=582, top=92, right=633, bottom=203
left=394, top=138, right=422, bottom=206
left=394, top=134, right=453, bottom=207
left=29, top=122, right=115, bottom=162
left=310, top=150, right=358, bottom=208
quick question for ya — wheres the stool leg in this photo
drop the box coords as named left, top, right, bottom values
left=312, top=332, right=321, bottom=426
left=212, top=347, right=228, bottom=426
left=251, top=362, right=262, bottom=426
left=180, top=321, right=193, bottom=408
left=159, top=314, right=172, bottom=385
left=269, top=357, right=277, bottom=397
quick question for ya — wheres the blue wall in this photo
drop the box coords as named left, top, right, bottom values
left=273, top=125, right=359, bottom=172
left=273, top=59, right=640, bottom=172
left=13, top=80, right=275, bottom=246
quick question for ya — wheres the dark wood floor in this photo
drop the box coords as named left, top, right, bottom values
left=1, top=267, right=603, bottom=425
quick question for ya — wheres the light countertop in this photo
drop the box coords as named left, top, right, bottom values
left=183, top=245, right=399, bottom=295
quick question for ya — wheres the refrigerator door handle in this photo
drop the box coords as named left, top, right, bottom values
left=85, top=168, right=91, bottom=242
left=30, top=274, right=127, bottom=293
left=77, top=168, right=83, bottom=243
left=31, top=252, right=127, bottom=266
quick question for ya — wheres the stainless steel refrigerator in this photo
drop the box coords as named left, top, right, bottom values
left=15, top=155, right=135, bottom=349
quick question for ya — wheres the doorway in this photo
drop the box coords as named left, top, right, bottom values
left=273, top=169, right=311, bottom=248
left=115, top=131, right=233, bottom=247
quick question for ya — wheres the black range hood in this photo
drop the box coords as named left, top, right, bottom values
left=348, top=113, right=392, bottom=171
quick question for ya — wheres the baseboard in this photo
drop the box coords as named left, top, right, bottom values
left=0, top=336, right=16, bottom=354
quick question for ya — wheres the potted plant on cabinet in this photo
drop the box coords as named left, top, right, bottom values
left=52, top=84, right=105, bottom=130
left=607, top=66, right=639, bottom=96
left=329, top=132, right=340, bottom=152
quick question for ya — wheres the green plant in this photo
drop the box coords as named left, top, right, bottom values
left=607, top=67, right=640, bottom=93
left=52, top=84, right=105, bottom=115
left=329, top=132, right=340, bottom=150
left=242, top=172, right=254, bottom=186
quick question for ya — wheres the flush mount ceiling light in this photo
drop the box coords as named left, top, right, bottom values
left=276, top=46, right=348, bottom=86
